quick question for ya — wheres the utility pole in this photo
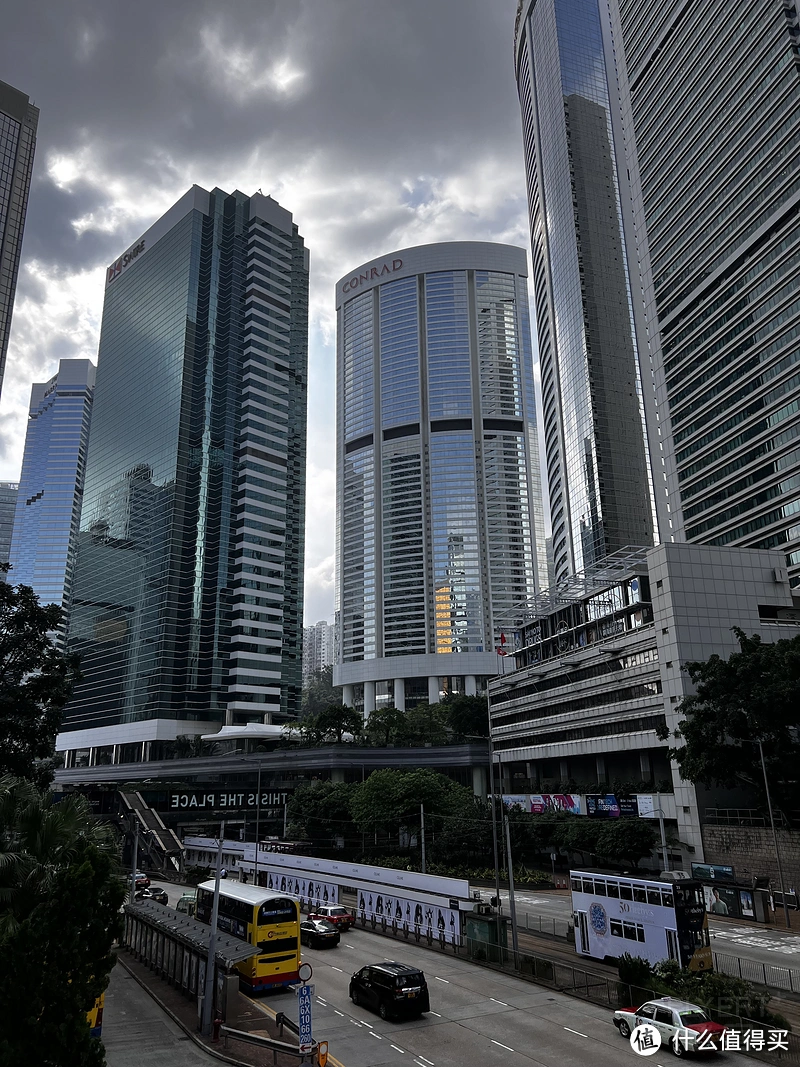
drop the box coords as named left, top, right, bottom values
left=130, top=818, right=139, bottom=904
left=758, top=740, right=791, bottom=929
left=201, top=822, right=225, bottom=1036
left=420, top=804, right=426, bottom=875
left=656, top=792, right=669, bottom=871
left=502, top=796, right=520, bottom=965
left=254, top=764, right=262, bottom=887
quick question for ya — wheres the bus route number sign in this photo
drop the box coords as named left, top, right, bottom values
left=298, top=983, right=313, bottom=1052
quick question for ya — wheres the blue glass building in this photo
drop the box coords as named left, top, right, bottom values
left=59, top=186, right=308, bottom=767
left=0, top=79, right=38, bottom=398
left=8, top=359, right=95, bottom=608
left=334, top=243, right=546, bottom=714
left=514, top=0, right=662, bottom=583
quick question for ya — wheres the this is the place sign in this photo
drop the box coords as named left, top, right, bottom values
left=168, top=791, right=290, bottom=810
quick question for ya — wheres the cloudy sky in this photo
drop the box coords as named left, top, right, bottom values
left=0, top=0, right=532, bottom=624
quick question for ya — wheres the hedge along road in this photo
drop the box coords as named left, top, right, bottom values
left=248, top=925, right=766, bottom=1067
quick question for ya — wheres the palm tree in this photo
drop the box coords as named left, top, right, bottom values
left=0, top=775, right=118, bottom=938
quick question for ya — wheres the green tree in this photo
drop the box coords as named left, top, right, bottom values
left=402, top=702, right=449, bottom=746
left=313, top=703, right=363, bottom=744
left=301, top=665, right=342, bottom=718
left=442, top=695, right=490, bottom=739
left=661, top=629, right=800, bottom=811
left=0, top=576, right=80, bottom=787
left=286, top=781, right=358, bottom=849
left=349, top=768, right=471, bottom=840
left=364, top=706, right=407, bottom=746
left=596, top=818, right=658, bottom=868
left=0, top=776, right=124, bottom=1066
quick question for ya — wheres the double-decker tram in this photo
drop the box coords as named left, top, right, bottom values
left=196, top=881, right=301, bottom=993
left=570, top=869, right=712, bottom=971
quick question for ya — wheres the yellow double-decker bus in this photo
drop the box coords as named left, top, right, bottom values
left=196, top=881, right=300, bottom=993
left=87, top=992, right=105, bottom=1038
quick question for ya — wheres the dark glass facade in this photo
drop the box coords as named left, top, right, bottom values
left=0, top=481, right=18, bottom=579
left=334, top=243, right=546, bottom=712
left=64, top=187, right=308, bottom=734
left=8, top=359, right=95, bottom=608
left=515, top=0, right=658, bottom=583
left=0, top=79, right=37, bottom=399
left=614, top=0, right=800, bottom=588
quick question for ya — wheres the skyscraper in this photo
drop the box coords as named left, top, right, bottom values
left=303, top=619, right=336, bottom=683
left=611, top=0, right=800, bottom=587
left=8, top=359, right=95, bottom=609
left=514, top=0, right=660, bottom=584
left=60, top=186, right=308, bottom=762
left=334, top=242, right=546, bottom=714
left=0, top=482, right=18, bottom=580
left=0, top=79, right=38, bottom=398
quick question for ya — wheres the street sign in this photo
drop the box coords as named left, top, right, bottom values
left=298, top=982, right=313, bottom=1053
left=298, top=961, right=313, bottom=982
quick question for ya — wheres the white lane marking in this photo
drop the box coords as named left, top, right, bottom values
left=351, top=1020, right=362, bottom=1028
left=564, top=1026, right=589, bottom=1039
left=391, top=1045, right=406, bottom=1053
left=418, top=1057, right=434, bottom=1065
left=317, top=997, right=327, bottom=1005
left=331, top=966, right=343, bottom=972
left=359, top=1019, right=373, bottom=1027
left=490, top=998, right=508, bottom=1006
left=428, top=1010, right=442, bottom=1017
left=492, top=1040, right=514, bottom=1052
left=434, top=976, right=449, bottom=983
left=345, top=944, right=356, bottom=949
left=370, top=1032, right=383, bottom=1039
left=334, top=1010, right=344, bottom=1016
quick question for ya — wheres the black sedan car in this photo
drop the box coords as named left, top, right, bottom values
left=147, top=886, right=169, bottom=905
left=300, top=918, right=340, bottom=949
left=349, top=963, right=430, bottom=1021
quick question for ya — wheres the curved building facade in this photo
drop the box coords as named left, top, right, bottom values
left=333, top=242, right=546, bottom=714
left=514, top=0, right=661, bottom=583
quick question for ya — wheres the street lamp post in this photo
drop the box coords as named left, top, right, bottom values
left=201, top=821, right=225, bottom=1036
left=757, top=740, right=791, bottom=930
left=485, top=687, right=504, bottom=949
left=254, top=763, right=262, bottom=887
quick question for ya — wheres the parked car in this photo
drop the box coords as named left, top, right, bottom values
left=175, top=891, right=197, bottom=915
left=134, top=871, right=150, bottom=889
left=300, top=918, right=341, bottom=949
left=613, top=998, right=726, bottom=1056
left=349, top=963, right=430, bottom=1021
left=308, top=904, right=355, bottom=930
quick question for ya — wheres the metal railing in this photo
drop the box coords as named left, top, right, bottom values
left=714, top=951, right=800, bottom=994
left=704, top=807, right=767, bottom=826
left=220, top=1025, right=323, bottom=1065
left=521, top=911, right=572, bottom=939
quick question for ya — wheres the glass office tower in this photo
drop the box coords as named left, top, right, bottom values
left=62, top=186, right=308, bottom=753
left=8, top=359, right=95, bottom=609
left=0, top=481, right=18, bottom=579
left=611, top=0, right=800, bottom=587
left=334, top=242, right=546, bottom=714
left=0, top=79, right=38, bottom=398
left=514, top=0, right=660, bottom=584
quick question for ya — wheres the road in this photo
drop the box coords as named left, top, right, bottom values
left=493, top=889, right=800, bottom=972
left=264, top=925, right=768, bottom=1067
left=103, top=962, right=211, bottom=1067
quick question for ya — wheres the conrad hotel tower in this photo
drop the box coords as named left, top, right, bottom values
left=334, top=243, right=546, bottom=715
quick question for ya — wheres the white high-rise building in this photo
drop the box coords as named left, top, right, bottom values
left=334, top=242, right=546, bottom=715
left=303, top=620, right=336, bottom=683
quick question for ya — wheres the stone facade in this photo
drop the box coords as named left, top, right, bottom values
left=701, top=825, right=800, bottom=893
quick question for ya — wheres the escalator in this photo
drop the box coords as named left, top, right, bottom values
left=119, top=789, right=184, bottom=874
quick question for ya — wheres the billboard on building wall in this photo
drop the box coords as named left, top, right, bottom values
left=503, top=794, right=582, bottom=815
left=356, top=886, right=461, bottom=944
left=586, top=795, right=639, bottom=818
